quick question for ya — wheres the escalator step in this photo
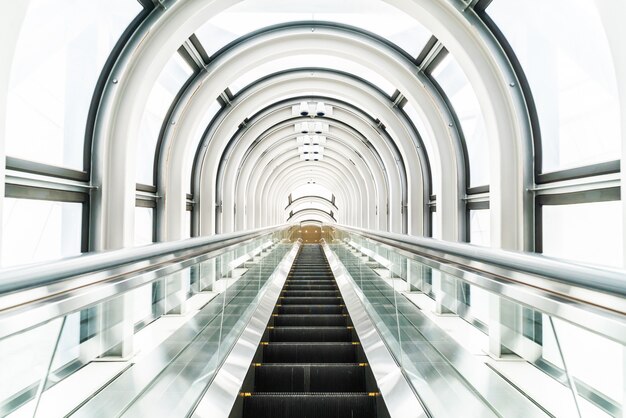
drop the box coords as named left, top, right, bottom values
left=263, top=343, right=357, bottom=363
left=242, top=393, right=377, bottom=418
left=283, top=284, right=337, bottom=290
left=274, top=314, right=347, bottom=327
left=269, top=327, right=352, bottom=342
left=280, top=297, right=342, bottom=305
left=285, top=280, right=334, bottom=285
left=253, top=364, right=366, bottom=392
left=276, top=305, right=344, bottom=314
left=281, top=290, right=338, bottom=297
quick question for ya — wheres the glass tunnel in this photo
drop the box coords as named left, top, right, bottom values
left=0, top=0, right=624, bottom=417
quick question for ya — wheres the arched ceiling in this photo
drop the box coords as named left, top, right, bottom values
left=87, top=0, right=534, bottom=251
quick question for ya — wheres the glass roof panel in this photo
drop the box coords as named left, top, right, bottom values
left=5, top=0, right=142, bottom=170
left=292, top=184, right=333, bottom=202
left=432, top=54, right=490, bottom=187
left=136, top=53, right=194, bottom=185
left=489, top=0, right=620, bottom=173
left=228, top=54, right=396, bottom=97
left=195, top=0, right=430, bottom=58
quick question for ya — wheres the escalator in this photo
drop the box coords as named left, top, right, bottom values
left=230, top=244, right=388, bottom=418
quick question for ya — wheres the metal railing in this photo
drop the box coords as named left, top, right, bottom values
left=330, top=224, right=626, bottom=345
left=326, top=225, right=626, bottom=417
left=0, top=225, right=288, bottom=340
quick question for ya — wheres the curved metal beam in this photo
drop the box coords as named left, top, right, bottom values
left=286, top=195, right=337, bottom=211
left=287, top=208, right=336, bottom=222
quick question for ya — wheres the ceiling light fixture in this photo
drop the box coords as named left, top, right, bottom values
left=299, top=101, right=309, bottom=116
left=316, top=101, right=326, bottom=116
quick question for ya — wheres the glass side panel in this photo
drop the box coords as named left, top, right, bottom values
left=542, top=200, right=622, bottom=267
left=0, top=234, right=283, bottom=416
left=5, top=0, right=141, bottom=170
left=1, top=198, right=82, bottom=267
left=134, top=206, right=154, bottom=246
left=432, top=54, right=490, bottom=187
left=469, top=209, right=491, bottom=247
left=334, top=233, right=622, bottom=417
left=228, top=54, right=396, bottom=97
left=195, top=0, right=430, bottom=57
left=489, top=0, right=620, bottom=172
left=543, top=316, right=623, bottom=406
left=136, top=53, right=193, bottom=185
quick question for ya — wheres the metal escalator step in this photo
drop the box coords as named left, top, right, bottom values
left=273, top=314, right=347, bottom=327
left=242, top=392, right=377, bottom=418
left=276, top=305, right=344, bottom=314
left=285, top=280, right=334, bottom=285
left=283, top=284, right=337, bottom=290
left=269, top=326, right=352, bottom=342
left=281, top=290, right=338, bottom=297
left=262, top=342, right=357, bottom=363
left=253, top=364, right=367, bottom=392
left=279, top=297, right=342, bottom=305
left=287, top=276, right=334, bottom=280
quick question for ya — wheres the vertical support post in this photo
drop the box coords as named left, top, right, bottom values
left=165, top=270, right=189, bottom=315
left=100, top=293, right=134, bottom=358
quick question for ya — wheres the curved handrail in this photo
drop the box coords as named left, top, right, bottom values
left=334, top=225, right=626, bottom=297
left=0, top=225, right=286, bottom=294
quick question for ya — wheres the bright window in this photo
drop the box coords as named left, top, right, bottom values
left=5, top=0, right=141, bottom=170
left=469, top=209, right=490, bottom=247
left=432, top=55, right=490, bottom=187
left=228, top=54, right=396, bottom=97
left=543, top=316, right=623, bottom=403
left=489, top=0, right=620, bottom=172
left=136, top=53, right=193, bottom=185
left=291, top=184, right=333, bottom=202
left=1, top=198, right=82, bottom=267
left=542, top=200, right=622, bottom=267
left=195, top=0, right=430, bottom=57
left=134, top=207, right=154, bottom=246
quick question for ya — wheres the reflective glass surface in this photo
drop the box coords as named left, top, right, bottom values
left=291, top=184, right=333, bottom=202
left=469, top=208, right=491, bottom=247
left=332, top=230, right=624, bottom=417
left=542, top=200, right=622, bottom=267
left=134, top=206, right=154, bottom=246
left=489, top=0, right=621, bottom=172
left=195, top=0, right=430, bottom=58
left=1, top=198, right=82, bottom=267
left=5, top=0, right=141, bottom=170
left=228, top=54, right=397, bottom=97
left=0, top=232, right=286, bottom=416
left=432, top=55, right=490, bottom=187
